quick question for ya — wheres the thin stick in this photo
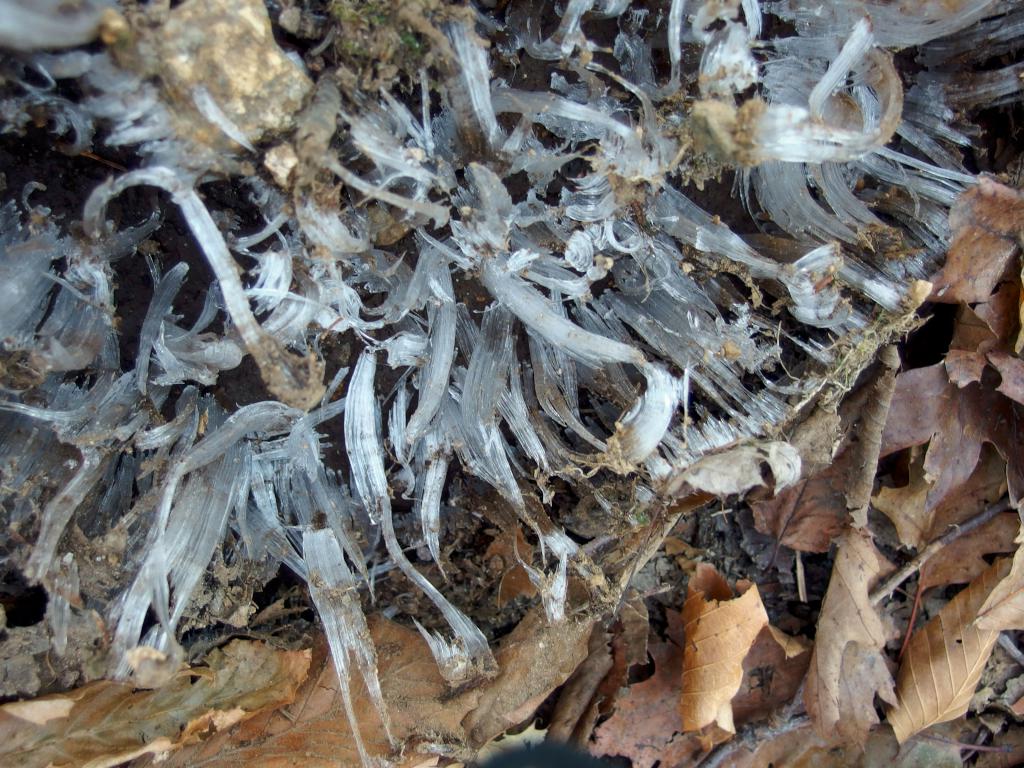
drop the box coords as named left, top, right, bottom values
left=847, top=345, right=900, bottom=527
left=897, top=580, right=923, bottom=661
left=919, top=734, right=1012, bottom=754
left=998, top=633, right=1024, bottom=668
left=795, top=551, right=807, bottom=603
left=870, top=497, right=1012, bottom=605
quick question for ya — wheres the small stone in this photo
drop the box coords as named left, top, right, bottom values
left=153, top=0, right=312, bottom=146
left=264, top=143, right=299, bottom=188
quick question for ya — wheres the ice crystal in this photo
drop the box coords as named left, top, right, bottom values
left=0, top=0, right=1020, bottom=760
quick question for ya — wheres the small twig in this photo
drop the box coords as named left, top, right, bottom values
left=919, top=734, right=1012, bottom=754
left=795, top=551, right=807, bottom=603
left=870, top=497, right=1012, bottom=605
left=898, top=580, right=924, bottom=661
left=998, top=633, right=1024, bottom=668
left=847, top=345, right=900, bottom=527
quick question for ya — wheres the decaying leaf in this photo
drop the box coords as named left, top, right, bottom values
left=594, top=603, right=808, bottom=767
left=168, top=609, right=594, bottom=767
left=547, top=626, right=614, bottom=744
left=804, top=529, right=895, bottom=747
left=918, top=511, right=1018, bottom=590
left=721, top=721, right=965, bottom=768
left=888, top=558, right=1016, bottom=742
left=930, top=178, right=1024, bottom=305
left=989, top=351, right=1024, bottom=406
left=730, top=626, right=810, bottom=726
left=0, top=641, right=311, bottom=768
left=168, top=619, right=477, bottom=768
left=485, top=527, right=538, bottom=608
left=872, top=448, right=932, bottom=549
left=680, top=564, right=769, bottom=733
left=672, top=441, right=801, bottom=498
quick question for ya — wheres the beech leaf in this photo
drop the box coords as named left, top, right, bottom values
left=804, top=529, right=895, bottom=747
left=888, top=558, right=1013, bottom=742
left=679, top=564, right=769, bottom=733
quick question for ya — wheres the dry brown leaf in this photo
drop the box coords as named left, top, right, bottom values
left=873, top=449, right=932, bottom=549
left=547, top=626, right=613, bottom=743
left=749, top=453, right=850, bottom=553
left=0, top=640, right=310, bottom=768
left=876, top=444, right=1007, bottom=559
left=168, top=619, right=477, bottom=768
left=975, top=281, right=1022, bottom=348
left=975, top=724, right=1024, bottom=768
left=170, top=609, right=592, bottom=768
left=680, top=564, right=769, bottom=733
left=881, top=362, right=1023, bottom=509
left=804, top=528, right=896, bottom=747
left=976, top=526, right=1024, bottom=631
left=930, top=177, right=1024, bottom=305
left=919, top=511, right=1018, bottom=590
left=989, top=350, right=1024, bottom=406
left=945, top=348, right=988, bottom=387
left=722, top=721, right=965, bottom=768
left=485, top=527, right=538, bottom=607
left=463, top=609, right=595, bottom=746
left=888, top=559, right=1015, bottom=742
left=593, top=609, right=806, bottom=767
left=729, top=626, right=810, bottom=727
left=591, top=639, right=694, bottom=768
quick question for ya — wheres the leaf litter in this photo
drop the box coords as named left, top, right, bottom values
left=2, top=1, right=1024, bottom=767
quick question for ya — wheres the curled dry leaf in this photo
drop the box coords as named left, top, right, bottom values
left=672, top=441, right=801, bottom=498
left=680, top=564, right=769, bottom=733
left=0, top=640, right=311, bottom=768
left=888, top=558, right=1015, bottom=743
left=804, top=528, right=896, bottom=747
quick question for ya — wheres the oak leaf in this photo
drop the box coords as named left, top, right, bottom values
left=804, top=529, right=896, bottom=747
left=930, top=177, right=1024, bottom=305
left=591, top=639, right=698, bottom=768
left=888, top=558, right=1015, bottom=742
left=875, top=444, right=1007, bottom=559
left=679, top=564, right=769, bottom=733
left=882, top=363, right=1023, bottom=509
left=0, top=640, right=311, bottom=768
left=976, top=526, right=1024, bottom=631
